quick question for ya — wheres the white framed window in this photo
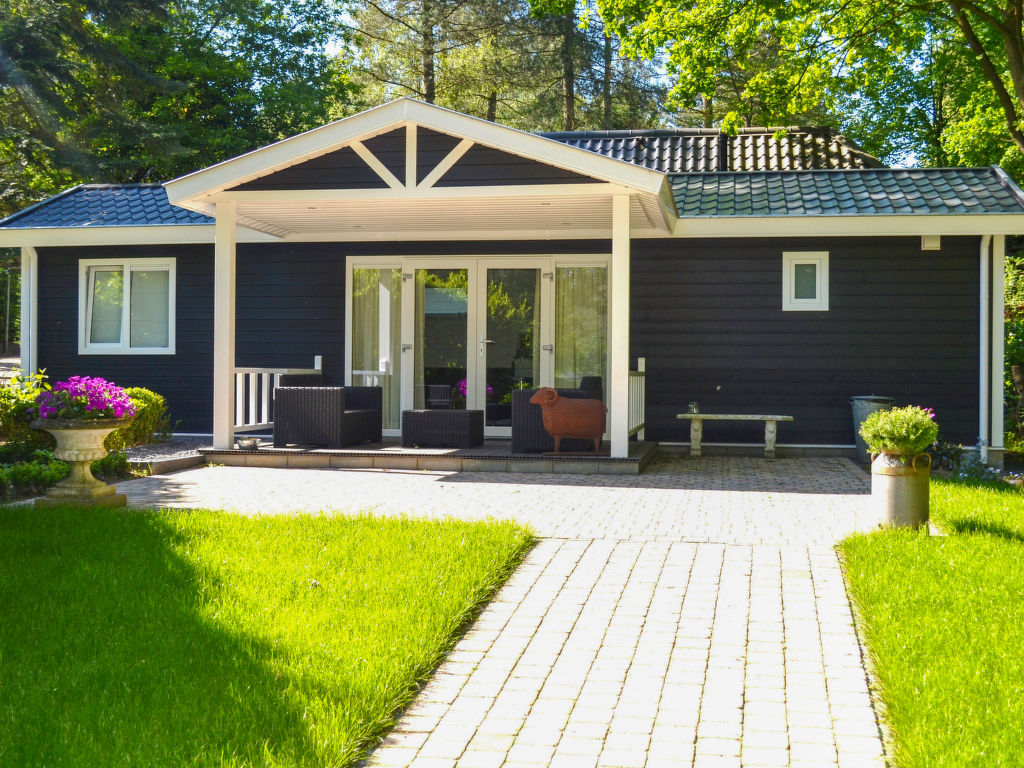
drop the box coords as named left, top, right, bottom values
left=79, top=258, right=176, bottom=354
left=782, top=251, right=829, bottom=311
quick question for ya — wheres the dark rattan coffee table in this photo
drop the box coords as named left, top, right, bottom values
left=402, top=409, right=484, bottom=448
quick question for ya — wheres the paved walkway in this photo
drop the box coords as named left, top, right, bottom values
left=116, top=457, right=886, bottom=768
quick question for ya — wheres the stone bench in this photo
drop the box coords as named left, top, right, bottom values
left=676, top=413, right=795, bottom=458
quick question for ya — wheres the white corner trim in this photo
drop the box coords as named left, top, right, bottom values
left=992, top=234, right=1006, bottom=449
left=782, top=251, right=829, bottom=311
left=78, top=257, right=176, bottom=355
left=980, top=234, right=992, bottom=462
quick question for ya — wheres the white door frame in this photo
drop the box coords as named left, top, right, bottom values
left=347, top=253, right=610, bottom=439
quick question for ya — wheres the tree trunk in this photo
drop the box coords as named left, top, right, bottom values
left=602, top=33, right=612, bottom=129
left=487, top=91, right=497, bottom=121
left=560, top=12, right=575, bottom=131
left=420, top=0, right=435, bottom=103
left=702, top=93, right=714, bottom=128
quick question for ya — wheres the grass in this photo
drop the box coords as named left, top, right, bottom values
left=840, top=477, right=1024, bottom=767
left=0, top=506, right=534, bottom=767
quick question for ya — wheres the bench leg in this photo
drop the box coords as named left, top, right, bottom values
left=690, top=420, right=703, bottom=458
left=764, top=420, right=777, bottom=459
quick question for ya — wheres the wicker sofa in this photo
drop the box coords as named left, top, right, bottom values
left=273, top=385, right=383, bottom=448
left=510, top=388, right=600, bottom=453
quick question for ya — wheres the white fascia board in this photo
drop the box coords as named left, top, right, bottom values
left=0, top=225, right=280, bottom=248
left=165, top=98, right=665, bottom=207
left=673, top=214, right=1024, bottom=237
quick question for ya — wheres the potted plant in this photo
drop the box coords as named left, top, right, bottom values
left=25, top=376, right=136, bottom=507
left=859, top=405, right=938, bottom=527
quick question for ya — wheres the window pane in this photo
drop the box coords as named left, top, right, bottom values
left=130, top=269, right=169, bottom=348
left=89, top=268, right=123, bottom=344
left=793, top=263, right=817, bottom=300
left=555, top=266, right=607, bottom=397
left=351, top=267, right=402, bottom=429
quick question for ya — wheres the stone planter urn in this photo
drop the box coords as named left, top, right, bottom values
left=31, top=418, right=129, bottom=508
left=871, top=451, right=931, bottom=527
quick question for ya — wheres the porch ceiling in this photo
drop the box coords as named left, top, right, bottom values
left=216, top=192, right=667, bottom=241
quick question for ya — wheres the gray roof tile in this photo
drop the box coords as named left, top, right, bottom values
left=0, top=184, right=211, bottom=228
left=543, top=127, right=884, bottom=172
left=670, top=168, right=1024, bottom=217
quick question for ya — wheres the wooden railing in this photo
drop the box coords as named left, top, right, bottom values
left=233, top=356, right=321, bottom=433
left=628, top=357, right=646, bottom=439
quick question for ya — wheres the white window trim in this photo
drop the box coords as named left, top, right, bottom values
left=782, top=251, right=829, bottom=311
left=79, top=257, right=176, bottom=354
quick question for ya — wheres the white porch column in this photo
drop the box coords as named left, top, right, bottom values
left=213, top=203, right=237, bottom=449
left=992, top=234, right=1006, bottom=451
left=609, top=194, right=631, bottom=458
left=19, top=246, right=37, bottom=374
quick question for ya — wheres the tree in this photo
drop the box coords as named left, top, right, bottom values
left=593, top=0, right=1024, bottom=167
left=0, top=0, right=352, bottom=216
left=347, top=0, right=666, bottom=130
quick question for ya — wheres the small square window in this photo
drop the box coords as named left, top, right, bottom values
left=80, top=258, right=175, bottom=354
left=782, top=252, right=828, bottom=311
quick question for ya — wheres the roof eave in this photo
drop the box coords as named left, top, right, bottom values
left=672, top=213, right=1024, bottom=237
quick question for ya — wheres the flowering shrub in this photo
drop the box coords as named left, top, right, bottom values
left=29, top=376, right=136, bottom=421
left=859, top=405, right=939, bottom=456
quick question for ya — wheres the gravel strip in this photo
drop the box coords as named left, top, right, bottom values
left=126, top=437, right=210, bottom=463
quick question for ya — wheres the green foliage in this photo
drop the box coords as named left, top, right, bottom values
left=0, top=451, right=69, bottom=500
left=0, top=371, right=54, bottom=456
left=859, top=405, right=939, bottom=456
left=0, top=0, right=354, bottom=217
left=90, top=450, right=129, bottom=480
left=105, top=387, right=170, bottom=452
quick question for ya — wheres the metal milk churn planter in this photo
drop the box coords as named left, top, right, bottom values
left=871, top=452, right=931, bottom=528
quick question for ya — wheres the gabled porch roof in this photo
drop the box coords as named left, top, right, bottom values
left=163, top=98, right=675, bottom=242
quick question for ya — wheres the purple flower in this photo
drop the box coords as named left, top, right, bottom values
left=32, top=376, right=136, bottom=421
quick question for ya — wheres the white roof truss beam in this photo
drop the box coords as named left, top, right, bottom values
left=349, top=140, right=404, bottom=189
left=418, top=138, right=475, bottom=189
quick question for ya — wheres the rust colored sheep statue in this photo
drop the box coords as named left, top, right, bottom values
left=529, top=387, right=607, bottom=454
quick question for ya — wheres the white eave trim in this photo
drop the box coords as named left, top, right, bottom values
left=0, top=225, right=280, bottom=248
left=673, top=214, right=1024, bottom=237
left=164, top=98, right=666, bottom=205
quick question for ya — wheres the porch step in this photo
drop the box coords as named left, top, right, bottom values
left=200, top=440, right=657, bottom=475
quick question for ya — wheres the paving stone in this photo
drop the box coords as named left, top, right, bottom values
left=113, top=459, right=884, bottom=768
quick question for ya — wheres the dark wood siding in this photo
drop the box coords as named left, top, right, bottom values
left=436, top=143, right=598, bottom=187
left=230, top=146, right=388, bottom=190
left=631, top=236, right=981, bottom=445
left=36, top=244, right=348, bottom=432
left=36, top=240, right=605, bottom=433
left=417, top=127, right=462, bottom=184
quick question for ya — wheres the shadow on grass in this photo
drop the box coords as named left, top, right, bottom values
left=0, top=505, right=320, bottom=767
left=942, top=518, right=1024, bottom=544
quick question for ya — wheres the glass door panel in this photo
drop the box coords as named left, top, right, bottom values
left=555, top=266, right=607, bottom=400
left=351, top=267, right=402, bottom=429
left=483, top=268, right=541, bottom=428
left=414, top=268, right=469, bottom=410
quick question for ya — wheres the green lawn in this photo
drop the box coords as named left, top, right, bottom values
left=840, top=478, right=1024, bottom=768
left=0, top=506, right=534, bottom=768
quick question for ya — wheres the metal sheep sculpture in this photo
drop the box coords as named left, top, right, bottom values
left=529, top=387, right=607, bottom=454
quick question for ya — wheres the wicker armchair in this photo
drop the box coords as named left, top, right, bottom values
left=273, top=386, right=382, bottom=448
left=510, top=388, right=599, bottom=453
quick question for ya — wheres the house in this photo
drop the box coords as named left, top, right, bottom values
left=0, top=98, right=1019, bottom=462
